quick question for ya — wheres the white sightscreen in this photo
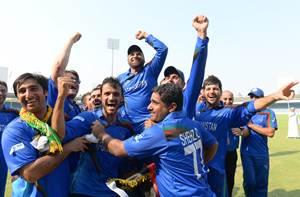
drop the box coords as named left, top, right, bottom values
left=0, top=67, right=8, bottom=82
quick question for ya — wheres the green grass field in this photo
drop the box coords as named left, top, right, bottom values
left=4, top=114, right=300, bottom=196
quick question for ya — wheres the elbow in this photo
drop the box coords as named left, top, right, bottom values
left=53, top=60, right=64, bottom=69
left=267, top=129, right=276, bottom=138
left=213, top=143, right=219, bottom=157
left=22, top=171, right=39, bottom=183
left=160, top=46, right=168, bottom=56
left=52, top=62, right=64, bottom=78
left=268, top=132, right=275, bottom=138
left=165, top=46, right=168, bottom=52
left=164, top=47, right=168, bottom=55
left=111, top=149, right=127, bottom=157
left=204, top=142, right=218, bottom=164
left=108, top=140, right=127, bottom=157
left=58, top=132, right=65, bottom=140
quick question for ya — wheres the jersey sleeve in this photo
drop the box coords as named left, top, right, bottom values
left=124, top=125, right=167, bottom=158
left=1, top=122, right=38, bottom=176
left=47, top=77, right=58, bottom=108
left=145, top=34, right=168, bottom=78
left=261, top=109, right=278, bottom=129
left=183, top=37, right=209, bottom=118
left=63, top=111, right=98, bottom=143
left=227, top=101, right=257, bottom=128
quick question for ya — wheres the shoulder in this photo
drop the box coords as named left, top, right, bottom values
left=141, top=124, right=163, bottom=139
left=72, top=111, right=97, bottom=123
left=48, top=77, right=56, bottom=87
left=6, top=117, right=25, bottom=129
left=4, top=118, right=32, bottom=138
left=258, top=108, right=275, bottom=116
left=128, top=124, right=163, bottom=144
left=116, top=121, right=135, bottom=135
left=80, top=110, right=96, bottom=118
left=264, top=108, right=275, bottom=114
left=117, top=72, right=127, bottom=80
left=196, top=102, right=205, bottom=110
left=2, top=107, right=19, bottom=115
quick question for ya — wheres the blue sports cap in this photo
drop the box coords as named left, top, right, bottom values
left=164, top=66, right=185, bottom=82
left=127, top=45, right=143, bottom=55
left=248, top=88, right=264, bottom=98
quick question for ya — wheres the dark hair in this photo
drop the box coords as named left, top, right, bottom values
left=13, top=73, right=48, bottom=97
left=95, top=84, right=102, bottom=89
left=81, top=92, right=91, bottom=103
left=203, top=75, right=222, bottom=91
left=101, top=77, right=123, bottom=96
left=91, top=87, right=101, bottom=93
left=152, top=83, right=183, bottom=111
left=0, top=80, right=7, bottom=90
left=65, top=70, right=80, bottom=83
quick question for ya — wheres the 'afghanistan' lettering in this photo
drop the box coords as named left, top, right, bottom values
left=199, top=121, right=217, bottom=132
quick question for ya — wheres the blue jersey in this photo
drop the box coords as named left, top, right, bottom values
left=65, top=109, right=132, bottom=196
left=0, top=106, right=18, bottom=196
left=47, top=78, right=81, bottom=120
left=0, top=105, right=18, bottom=136
left=183, top=37, right=208, bottom=118
left=241, top=108, right=277, bottom=157
left=2, top=118, right=71, bottom=197
left=226, top=129, right=240, bottom=152
left=63, top=111, right=98, bottom=143
left=118, top=34, right=168, bottom=133
left=195, top=101, right=256, bottom=173
left=124, top=111, right=216, bottom=197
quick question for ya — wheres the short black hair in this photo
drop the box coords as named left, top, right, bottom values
left=203, top=75, right=222, bottom=91
left=0, top=81, right=7, bottom=90
left=152, top=83, right=183, bottom=111
left=101, top=77, right=123, bottom=96
left=13, top=73, right=48, bottom=97
left=65, top=70, right=80, bottom=82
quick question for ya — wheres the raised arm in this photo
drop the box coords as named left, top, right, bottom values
left=183, top=15, right=209, bottom=118
left=135, top=30, right=148, bottom=40
left=141, top=31, right=168, bottom=78
left=51, top=76, right=77, bottom=139
left=254, top=81, right=298, bottom=111
left=51, top=32, right=81, bottom=84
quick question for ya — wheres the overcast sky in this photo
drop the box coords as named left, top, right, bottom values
left=0, top=0, right=299, bottom=96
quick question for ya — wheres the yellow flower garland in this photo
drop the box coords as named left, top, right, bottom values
left=20, top=107, right=63, bottom=154
left=107, top=173, right=151, bottom=190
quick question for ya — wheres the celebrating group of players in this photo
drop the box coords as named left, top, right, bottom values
left=0, top=15, right=297, bottom=197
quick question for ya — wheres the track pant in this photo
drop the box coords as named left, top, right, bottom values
left=241, top=154, right=269, bottom=197
left=208, top=167, right=228, bottom=197
left=225, top=150, right=237, bottom=197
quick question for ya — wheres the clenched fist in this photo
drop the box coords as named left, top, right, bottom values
left=192, top=16, right=209, bottom=39
left=135, top=30, right=148, bottom=40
